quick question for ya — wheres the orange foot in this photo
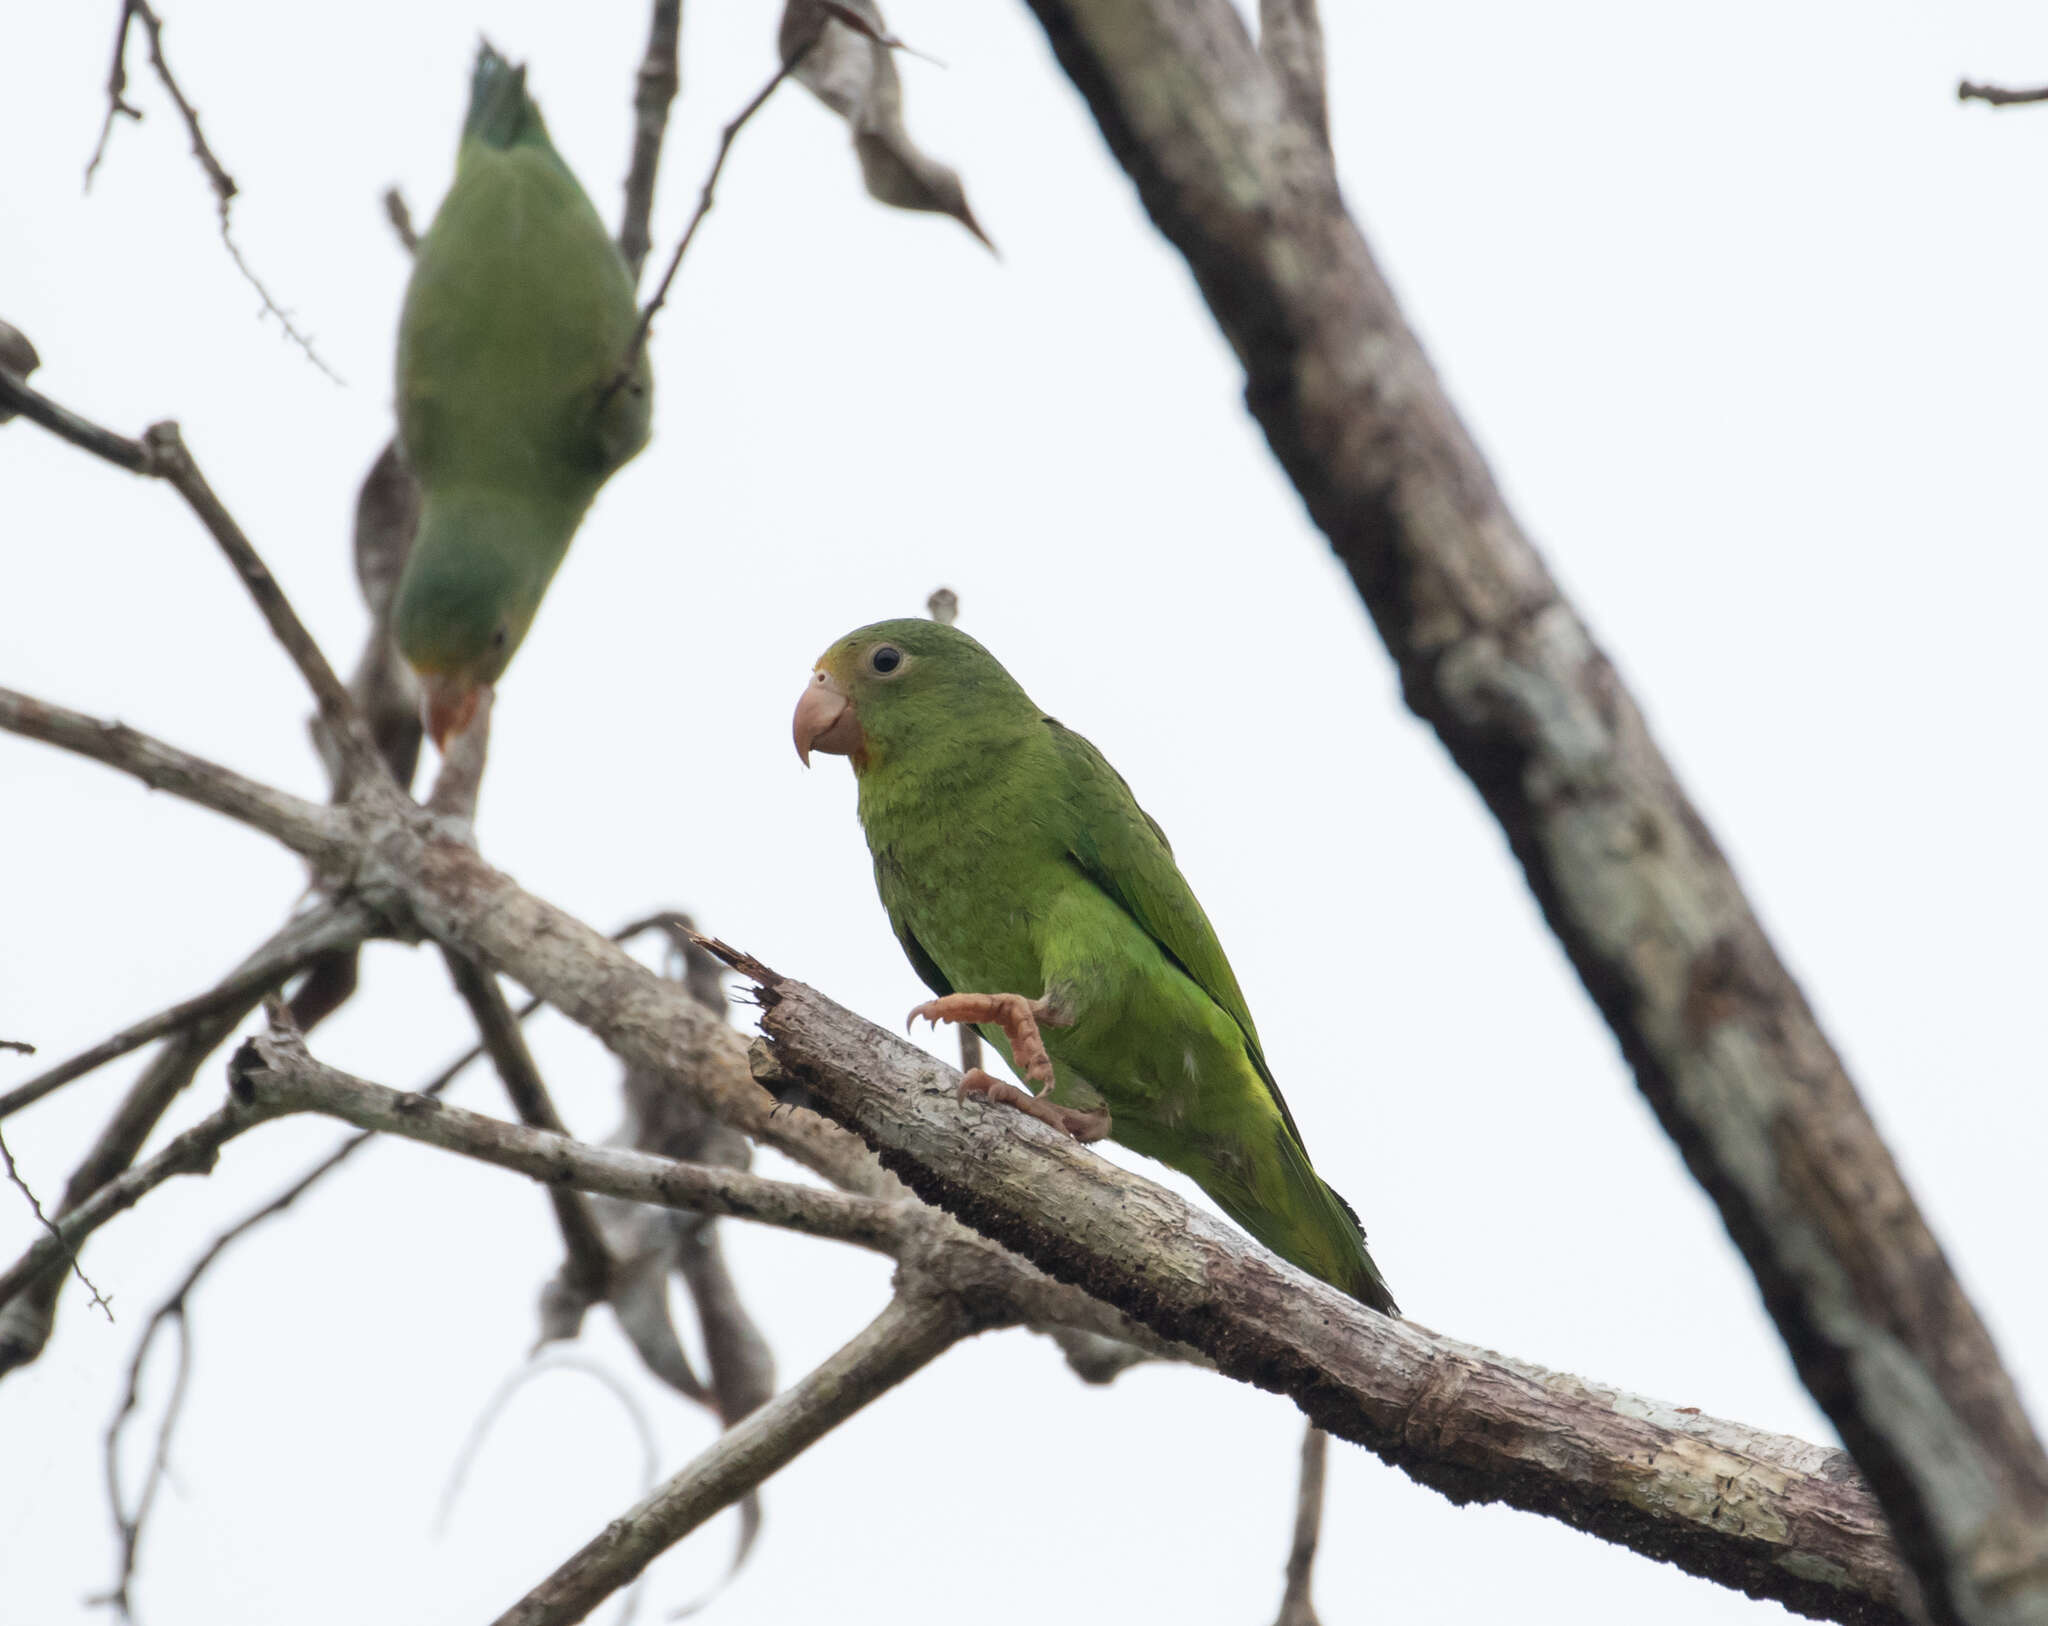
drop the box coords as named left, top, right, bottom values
left=957, top=1068, right=1111, bottom=1144
left=906, top=991, right=1060, bottom=1088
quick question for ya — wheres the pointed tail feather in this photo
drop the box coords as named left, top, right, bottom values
left=1213, top=1125, right=1398, bottom=1314
left=464, top=41, right=542, bottom=151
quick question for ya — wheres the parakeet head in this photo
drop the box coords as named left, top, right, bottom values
left=392, top=494, right=567, bottom=748
left=792, top=618, right=1032, bottom=772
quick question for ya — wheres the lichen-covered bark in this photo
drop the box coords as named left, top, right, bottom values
left=1012, top=3, right=2048, bottom=1621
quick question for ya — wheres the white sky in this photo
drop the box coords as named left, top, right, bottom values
left=4, top=2, right=2046, bottom=1622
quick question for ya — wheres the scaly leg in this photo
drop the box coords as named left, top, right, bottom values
left=906, top=992, right=1113, bottom=1144
left=906, top=991, right=1060, bottom=1088
left=957, top=1069, right=1112, bottom=1144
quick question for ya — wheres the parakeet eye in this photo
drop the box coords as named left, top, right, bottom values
left=491, top=625, right=510, bottom=651
left=869, top=645, right=904, bottom=675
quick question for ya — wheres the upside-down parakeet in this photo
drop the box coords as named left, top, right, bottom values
left=392, top=42, right=652, bottom=746
left=792, top=620, right=1396, bottom=1311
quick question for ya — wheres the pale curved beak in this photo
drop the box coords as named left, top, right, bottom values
left=793, top=669, right=861, bottom=765
left=421, top=673, right=483, bottom=752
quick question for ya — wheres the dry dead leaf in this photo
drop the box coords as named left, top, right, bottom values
left=778, top=0, right=993, bottom=251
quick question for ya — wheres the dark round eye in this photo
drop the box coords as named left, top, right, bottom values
left=491, top=625, right=510, bottom=651
left=869, top=645, right=903, bottom=675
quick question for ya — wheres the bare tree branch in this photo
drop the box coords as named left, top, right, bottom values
left=83, top=0, right=144, bottom=186
left=0, top=1093, right=282, bottom=1310
left=233, top=1031, right=911, bottom=1256
left=1271, top=1425, right=1327, bottom=1626
left=93, top=1295, right=189, bottom=1620
left=0, top=685, right=344, bottom=860
left=492, top=1289, right=981, bottom=1626
left=0, top=361, right=150, bottom=470
left=381, top=185, right=419, bottom=254
left=618, top=0, right=684, bottom=284
left=0, top=916, right=359, bottom=1121
left=0, top=900, right=372, bottom=1375
left=1257, top=0, right=1328, bottom=148
left=0, top=692, right=1918, bottom=1614
left=1958, top=81, right=2048, bottom=107
left=82, top=0, right=336, bottom=375
left=1012, top=5, right=2048, bottom=1620
left=443, top=947, right=615, bottom=1302
left=137, top=422, right=387, bottom=791
left=0, top=367, right=387, bottom=792
left=0, top=1123, right=113, bottom=1319
left=610, top=37, right=818, bottom=398
left=742, top=952, right=1913, bottom=1625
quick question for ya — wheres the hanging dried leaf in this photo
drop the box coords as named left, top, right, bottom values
left=778, top=0, right=993, bottom=251
left=0, top=320, right=41, bottom=424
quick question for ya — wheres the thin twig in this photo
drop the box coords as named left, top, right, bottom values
left=94, top=1302, right=190, bottom=1619
left=606, top=37, right=817, bottom=400
left=1270, top=1424, right=1328, bottom=1626
left=96, top=0, right=336, bottom=376
left=0, top=1094, right=280, bottom=1309
left=0, top=1040, right=34, bottom=1056
left=1959, top=80, right=2048, bottom=107
left=440, top=1354, right=661, bottom=1537
left=617, top=0, right=683, bottom=284
left=0, top=364, right=150, bottom=471
left=0, top=376, right=386, bottom=795
left=0, top=1123, right=113, bottom=1320
left=138, top=422, right=386, bottom=793
left=382, top=186, right=420, bottom=255
left=492, top=1290, right=980, bottom=1626
left=442, top=947, right=614, bottom=1302
left=84, top=0, right=144, bottom=188
left=89, top=974, right=586, bottom=1611
left=0, top=926, right=349, bottom=1121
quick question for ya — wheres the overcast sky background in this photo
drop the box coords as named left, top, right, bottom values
left=4, top=2, right=2046, bottom=1621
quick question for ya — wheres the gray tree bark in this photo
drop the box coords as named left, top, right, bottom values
left=1010, top=3, right=2048, bottom=1621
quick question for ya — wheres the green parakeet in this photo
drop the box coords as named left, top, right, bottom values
left=793, top=620, right=1397, bottom=1312
left=392, top=42, right=652, bottom=746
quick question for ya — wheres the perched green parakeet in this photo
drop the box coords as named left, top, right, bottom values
left=392, top=42, right=652, bottom=746
left=793, top=619, right=1397, bottom=1311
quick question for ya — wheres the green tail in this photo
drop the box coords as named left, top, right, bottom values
left=1213, top=1125, right=1398, bottom=1315
left=465, top=41, right=546, bottom=151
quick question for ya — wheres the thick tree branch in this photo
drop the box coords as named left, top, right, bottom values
left=1257, top=0, right=1328, bottom=148
left=232, top=1031, right=911, bottom=1256
left=1013, top=4, right=2048, bottom=1621
left=618, top=0, right=683, bottom=283
left=2, top=697, right=1909, bottom=1612
left=740, top=955, right=1912, bottom=1625
left=492, top=1288, right=980, bottom=1626
left=0, top=686, right=347, bottom=861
